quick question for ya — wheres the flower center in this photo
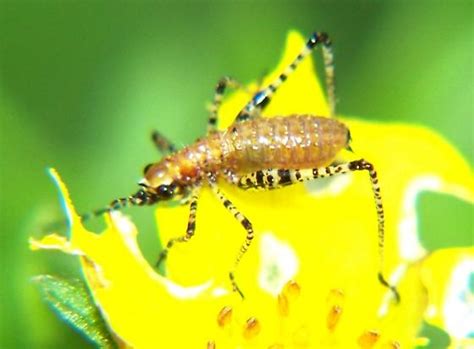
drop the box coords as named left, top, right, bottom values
left=210, top=280, right=403, bottom=348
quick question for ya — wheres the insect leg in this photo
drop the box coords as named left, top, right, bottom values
left=151, top=130, right=177, bottom=154
left=155, top=187, right=200, bottom=268
left=235, top=31, right=336, bottom=122
left=209, top=181, right=253, bottom=299
left=208, top=76, right=245, bottom=134
left=238, top=160, right=400, bottom=303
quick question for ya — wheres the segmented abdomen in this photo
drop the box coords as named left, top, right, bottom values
left=221, top=115, right=349, bottom=173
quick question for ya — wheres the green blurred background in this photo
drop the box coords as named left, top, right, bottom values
left=0, top=1, right=472, bottom=348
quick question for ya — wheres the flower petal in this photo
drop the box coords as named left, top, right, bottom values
left=155, top=32, right=473, bottom=348
left=33, top=31, right=474, bottom=348
left=31, top=169, right=240, bottom=347
left=421, top=247, right=474, bottom=346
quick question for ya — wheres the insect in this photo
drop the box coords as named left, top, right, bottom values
left=82, top=32, right=399, bottom=301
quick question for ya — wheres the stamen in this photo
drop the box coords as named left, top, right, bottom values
left=277, top=280, right=301, bottom=317
left=387, top=341, right=401, bottom=349
left=278, top=293, right=289, bottom=316
left=243, top=317, right=261, bottom=340
left=326, top=305, right=343, bottom=331
left=326, top=288, right=345, bottom=331
left=217, top=306, right=233, bottom=328
left=358, top=329, right=381, bottom=348
left=283, top=280, right=301, bottom=299
left=207, top=340, right=216, bottom=349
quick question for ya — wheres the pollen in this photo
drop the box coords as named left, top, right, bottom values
left=326, top=288, right=345, bottom=331
left=283, top=280, right=301, bottom=299
left=243, top=317, right=261, bottom=340
left=385, top=340, right=401, bottom=349
left=278, top=280, right=302, bottom=317
left=357, top=329, right=381, bottom=348
left=326, top=305, right=343, bottom=331
left=217, top=306, right=233, bottom=328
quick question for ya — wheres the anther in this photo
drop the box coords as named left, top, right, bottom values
left=358, top=329, right=381, bottom=348
left=385, top=341, right=401, bottom=349
left=243, top=317, right=261, bottom=340
left=326, top=305, right=342, bottom=331
left=207, top=340, right=216, bottom=349
left=217, top=306, right=233, bottom=328
left=278, top=293, right=289, bottom=316
left=283, top=280, right=301, bottom=299
left=326, top=288, right=344, bottom=331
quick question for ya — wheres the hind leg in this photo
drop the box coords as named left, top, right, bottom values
left=237, top=160, right=400, bottom=303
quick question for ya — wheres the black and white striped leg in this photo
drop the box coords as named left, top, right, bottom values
left=151, top=130, right=177, bottom=154
left=235, top=31, right=336, bottom=122
left=79, top=188, right=157, bottom=225
left=238, top=159, right=400, bottom=303
left=320, top=37, right=336, bottom=118
left=208, top=76, right=244, bottom=133
left=209, top=181, right=254, bottom=299
left=155, top=188, right=200, bottom=268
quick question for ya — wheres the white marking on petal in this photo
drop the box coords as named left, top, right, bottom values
left=110, top=211, right=136, bottom=235
left=443, top=258, right=474, bottom=339
left=258, top=233, right=299, bottom=296
left=425, top=304, right=437, bottom=318
left=398, top=176, right=442, bottom=262
left=305, top=173, right=352, bottom=197
left=211, top=287, right=230, bottom=297
left=110, top=211, right=142, bottom=256
left=162, top=278, right=213, bottom=299
left=398, top=175, right=474, bottom=263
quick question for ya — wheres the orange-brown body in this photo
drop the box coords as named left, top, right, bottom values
left=221, top=115, right=349, bottom=172
left=144, top=115, right=349, bottom=191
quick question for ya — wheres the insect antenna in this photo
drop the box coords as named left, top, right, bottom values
left=44, top=189, right=155, bottom=232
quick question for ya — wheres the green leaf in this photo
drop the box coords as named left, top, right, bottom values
left=33, top=275, right=116, bottom=348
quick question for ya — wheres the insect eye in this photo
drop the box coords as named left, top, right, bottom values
left=157, top=184, right=174, bottom=199
left=143, top=163, right=153, bottom=175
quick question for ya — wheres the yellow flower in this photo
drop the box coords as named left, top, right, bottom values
left=31, top=31, right=474, bottom=348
